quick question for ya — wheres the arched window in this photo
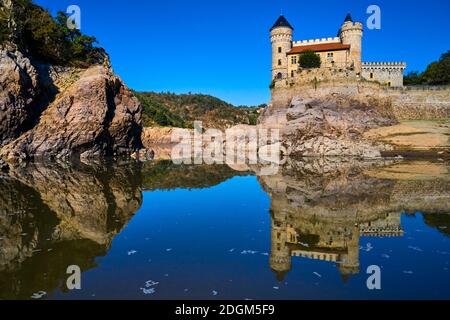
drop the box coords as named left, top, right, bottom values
left=276, top=72, right=282, bottom=79
left=278, top=59, right=282, bottom=66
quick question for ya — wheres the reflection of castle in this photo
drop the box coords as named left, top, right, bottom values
left=270, top=211, right=404, bottom=282
left=255, top=159, right=414, bottom=282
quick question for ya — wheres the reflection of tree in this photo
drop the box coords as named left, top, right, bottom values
left=258, top=158, right=450, bottom=282
left=423, top=214, right=450, bottom=237
left=142, top=160, right=251, bottom=191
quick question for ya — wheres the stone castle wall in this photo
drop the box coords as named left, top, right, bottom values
left=362, top=62, right=407, bottom=88
left=388, top=86, right=450, bottom=120
left=270, top=81, right=450, bottom=121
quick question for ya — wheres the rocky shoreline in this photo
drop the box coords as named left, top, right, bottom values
left=1, top=45, right=448, bottom=169
left=259, top=83, right=449, bottom=159
left=0, top=46, right=152, bottom=166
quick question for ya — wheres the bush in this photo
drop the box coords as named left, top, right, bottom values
left=299, top=50, right=321, bottom=69
left=269, top=79, right=276, bottom=89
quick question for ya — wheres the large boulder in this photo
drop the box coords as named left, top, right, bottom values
left=1, top=65, right=145, bottom=161
left=278, top=96, right=397, bottom=158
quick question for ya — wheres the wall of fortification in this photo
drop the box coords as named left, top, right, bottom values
left=388, top=87, right=450, bottom=120
left=270, top=81, right=450, bottom=120
left=362, top=62, right=407, bottom=88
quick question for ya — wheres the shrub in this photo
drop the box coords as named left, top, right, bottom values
left=299, top=50, right=321, bottom=69
left=269, top=79, right=276, bottom=89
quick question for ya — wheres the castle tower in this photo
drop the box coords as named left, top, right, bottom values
left=338, top=225, right=361, bottom=279
left=269, top=209, right=291, bottom=282
left=339, top=14, right=363, bottom=75
left=270, top=15, right=293, bottom=81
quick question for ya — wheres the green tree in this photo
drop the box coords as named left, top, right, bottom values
left=404, top=71, right=423, bottom=85
left=299, top=50, right=321, bottom=69
left=421, top=51, right=450, bottom=85
left=1, top=0, right=101, bottom=66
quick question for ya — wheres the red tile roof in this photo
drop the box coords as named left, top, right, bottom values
left=287, top=43, right=350, bottom=55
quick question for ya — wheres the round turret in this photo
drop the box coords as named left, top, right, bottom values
left=269, top=213, right=292, bottom=282
left=339, top=14, right=363, bottom=75
left=270, top=16, right=293, bottom=81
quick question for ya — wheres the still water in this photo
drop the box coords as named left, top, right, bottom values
left=0, top=159, right=449, bottom=300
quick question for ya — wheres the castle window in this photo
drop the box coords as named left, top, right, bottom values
left=278, top=47, right=282, bottom=53
left=327, top=52, right=334, bottom=59
left=278, top=59, right=282, bottom=66
left=291, top=56, right=297, bottom=65
left=291, top=70, right=294, bottom=78
left=276, top=72, right=282, bottom=79
left=370, top=72, right=374, bottom=79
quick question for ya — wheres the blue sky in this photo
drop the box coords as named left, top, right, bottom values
left=34, top=0, right=450, bottom=106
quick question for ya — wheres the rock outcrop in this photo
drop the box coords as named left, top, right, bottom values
left=0, top=48, right=40, bottom=146
left=0, top=50, right=147, bottom=162
left=262, top=95, right=396, bottom=158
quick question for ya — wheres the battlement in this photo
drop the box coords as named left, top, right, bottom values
left=362, top=62, right=407, bottom=68
left=293, top=37, right=340, bottom=47
left=340, top=21, right=364, bottom=31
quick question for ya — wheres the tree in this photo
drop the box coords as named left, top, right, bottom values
left=299, top=50, right=321, bottom=69
left=1, top=0, right=101, bottom=67
left=404, top=71, right=423, bottom=85
left=421, top=51, right=450, bottom=85
left=401, top=50, right=450, bottom=86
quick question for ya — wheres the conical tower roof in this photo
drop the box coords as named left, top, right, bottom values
left=344, top=13, right=353, bottom=23
left=270, top=15, right=294, bottom=31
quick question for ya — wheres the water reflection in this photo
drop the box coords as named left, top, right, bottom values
left=0, top=158, right=449, bottom=299
left=0, top=160, right=250, bottom=299
left=257, top=159, right=449, bottom=282
left=0, top=162, right=142, bottom=299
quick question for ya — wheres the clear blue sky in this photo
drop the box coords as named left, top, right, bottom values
left=34, top=0, right=450, bottom=106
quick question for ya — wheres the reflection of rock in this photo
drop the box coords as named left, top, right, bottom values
left=0, top=160, right=250, bottom=299
left=258, top=158, right=450, bottom=282
left=7, top=162, right=143, bottom=244
left=0, top=157, right=8, bottom=171
left=0, top=161, right=143, bottom=299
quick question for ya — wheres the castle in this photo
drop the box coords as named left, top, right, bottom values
left=270, top=14, right=407, bottom=87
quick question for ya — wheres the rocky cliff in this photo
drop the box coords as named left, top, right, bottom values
left=262, top=81, right=449, bottom=158
left=0, top=46, right=149, bottom=163
left=260, top=93, right=396, bottom=158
